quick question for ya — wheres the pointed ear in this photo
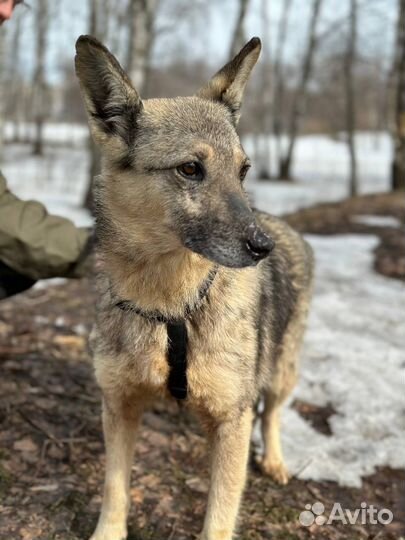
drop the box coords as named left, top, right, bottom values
left=196, top=37, right=261, bottom=125
left=75, top=35, right=142, bottom=153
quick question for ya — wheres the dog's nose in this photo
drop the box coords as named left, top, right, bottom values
left=246, top=226, right=274, bottom=261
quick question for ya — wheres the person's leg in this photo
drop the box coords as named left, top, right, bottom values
left=0, top=260, right=36, bottom=300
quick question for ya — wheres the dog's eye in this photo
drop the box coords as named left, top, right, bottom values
left=177, top=162, right=204, bottom=181
left=240, top=163, right=251, bottom=182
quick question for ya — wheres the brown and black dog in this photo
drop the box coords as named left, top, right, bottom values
left=75, top=34, right=314, bottom=540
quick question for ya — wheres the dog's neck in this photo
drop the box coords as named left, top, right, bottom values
left=102, top=247, right=216, bottom=319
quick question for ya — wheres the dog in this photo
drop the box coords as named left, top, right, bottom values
left=75, top=34, right=314, bottom=540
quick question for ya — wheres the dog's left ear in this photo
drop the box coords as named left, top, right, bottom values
left=197, top=37, right=261, bottom=125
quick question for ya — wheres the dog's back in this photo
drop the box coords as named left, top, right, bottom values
left=256, top=209, right=314, bottom=363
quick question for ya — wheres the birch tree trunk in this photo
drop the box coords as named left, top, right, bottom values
left=256, top=0, right=271, bottom=179
left=7, top=12, right=22, bottom=142
left=344, top=0, right=358, bottom=197
left=0, top=27, right=6, bottom=160
left=392, top=0, right=405, bottom=190
left=279, top=0, right=323, bottom=180
left=229, top=0, right=251, bottom=59
left=32, top=0, right=48, bottom=156
left=127, top=0, right=159, bottom=96
left=273, top=0, right=292, bottom=170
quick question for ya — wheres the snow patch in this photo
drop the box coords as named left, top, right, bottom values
left=351, top=215, right=402, bottom=228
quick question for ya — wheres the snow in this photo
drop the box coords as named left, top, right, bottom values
left=351, top=214, right=402, bottom=228
left=1, top=128, right=403, bottom=487
left=1, top=142, right=92, bottom=227
left=245, top=132, right=392, bottom=215
left=3, top=122, right=88, bottom=146
left=254, top=234, right=405, bottom=487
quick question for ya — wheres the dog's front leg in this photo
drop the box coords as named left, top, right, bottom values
left=201, top=407, right=253, bottom=540
left=90, top=396, right=142, bottom=540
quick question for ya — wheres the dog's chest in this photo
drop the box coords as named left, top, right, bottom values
left=96, top=306, right=257, bottom=412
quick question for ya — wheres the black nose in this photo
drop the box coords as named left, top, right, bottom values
left=246, top=226, right=274, bottom=261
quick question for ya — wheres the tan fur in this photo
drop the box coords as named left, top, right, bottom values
left=75, top=35, right=314, bottom=540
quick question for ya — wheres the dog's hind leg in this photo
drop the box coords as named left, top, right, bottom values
left=200, top=407, right=253, bottom=540
left=90, top=395, right=142, bottom=540
left=260, top=293, right=310, bottom=485
left=259, top=391, right=291, bottom=485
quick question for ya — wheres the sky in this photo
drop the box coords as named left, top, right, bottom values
left=0, top=0, right=399, bottom=85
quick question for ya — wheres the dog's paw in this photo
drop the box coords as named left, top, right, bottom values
left=89, top=523, right=127, bottom=540
left=257, top=457, right=290, bottom=485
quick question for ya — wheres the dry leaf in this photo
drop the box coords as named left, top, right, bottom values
left=13, top=437, right=38, bottom=453
left=130, top=487, right=144, bottom=504
left=30, top=483, right=59, bottom=492
left=53, top=334, right=85, bottom=348
left=185, top=477, right=209, bottom=494
left=20, top=527, right=42, bottom=540
left=137, top=474, right=160, bottom=488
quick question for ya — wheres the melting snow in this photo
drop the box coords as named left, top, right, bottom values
left=351, top=214, right=402, bottom=228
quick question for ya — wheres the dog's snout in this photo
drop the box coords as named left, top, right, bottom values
left=246, top=226, right=274, bottom=261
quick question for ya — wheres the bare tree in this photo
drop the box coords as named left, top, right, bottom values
left=272, top=0, right=293, bottom=171
left=253, top=0, right=272, bottom=179
left=392, top=0, right=405, bottom=190
left=6, top=11, right=23, bottom=142
left=108, top=0, right=130, bottom=57
left=127, top=0, right=159, bottom=95
left=344, top=0, right=358, bottom=197
left=32, top=0, right=48, bottom=156
left=279, top=0, right=323, bottom=180
left=0, top=27, right=6, bottom=159
left=229, top=0, right=251, bottom=59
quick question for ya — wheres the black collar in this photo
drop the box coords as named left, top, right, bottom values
left=114, top=265, right=218, bottom=324
left=114, top=265, right=218, bottom=401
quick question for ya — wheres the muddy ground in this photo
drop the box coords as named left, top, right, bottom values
left=0, top=192, right=404, bottom=540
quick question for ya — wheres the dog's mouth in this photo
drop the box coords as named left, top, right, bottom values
left=184, top=235, right=274, bottom=269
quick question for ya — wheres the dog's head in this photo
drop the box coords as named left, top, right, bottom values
left=75, top=35, right=274, bottom=268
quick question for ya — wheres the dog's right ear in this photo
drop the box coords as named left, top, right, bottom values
left=75, top=35, right=142, bottom=152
